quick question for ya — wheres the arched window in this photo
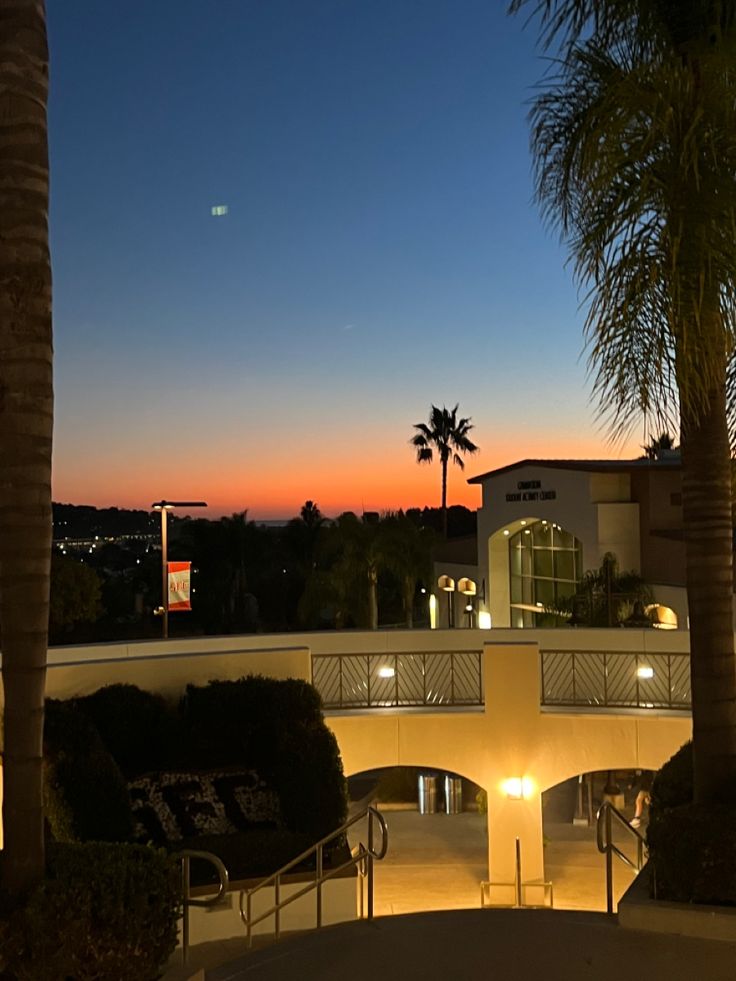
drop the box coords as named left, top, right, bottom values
left=509, top=521, right=583, bottom=627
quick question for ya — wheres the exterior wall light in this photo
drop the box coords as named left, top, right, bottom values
left=437, top=575, right=456, bottom=628
left=457, top=577, right=476, bottom=596
left=503, top=529, right=510, bottom=536
left=478, top=611, right=492, bottom=629
left=637, top=665, right=655, bottom=679
left=377, top=666, right=396, bottom=679
left=429, top=594, right=438, bottom=629
left=501, top=777, right=534, bottom=800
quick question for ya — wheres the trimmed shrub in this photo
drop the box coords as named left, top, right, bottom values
left=647, top=803, right=736, bottom=905
left=181, top=676, right=347, bottom=838
left=0, top=842, right=181, bottom=981
left=44, top=700, right=134, bottom=842
left=650, top=740, right=693, bottom=810
left=648, top=740, right=736, bottom=905
left=74, top=683, right=178, bottom=777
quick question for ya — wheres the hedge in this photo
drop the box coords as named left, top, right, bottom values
left=180, top=676, right=347, bottom=838
left=44, top=699, right=134, bottom=842
left=0, top=842, right=181, bottom=981
left=74, top=683, right=180, bottom=777
left=45, top=675, right=347, bottom=848
left=648, top=741, right=736, bottom=905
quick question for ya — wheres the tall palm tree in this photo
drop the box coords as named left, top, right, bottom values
left=0, top=0, right=53, bottom=898
left=511, top=0, right=736, bottom=803
left=411, top=405, right=479, bottom=538
left=640, top=432, right=677, bottom=460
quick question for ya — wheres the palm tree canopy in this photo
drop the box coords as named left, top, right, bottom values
left=411, top=404, right=479, bottom=470
left=514, top=0, right=736, bottom=437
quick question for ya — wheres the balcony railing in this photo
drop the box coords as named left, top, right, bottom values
left=540, top=649, right=690, bottom=710
left=312, top=651, right=483, bottom=710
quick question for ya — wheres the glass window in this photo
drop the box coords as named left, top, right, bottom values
left=508, top=520, right=583, bottom=626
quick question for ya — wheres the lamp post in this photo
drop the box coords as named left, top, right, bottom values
left=151, top=500, right=207, bottom=638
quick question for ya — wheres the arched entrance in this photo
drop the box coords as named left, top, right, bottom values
left=488, top=518, right=583, bottom=627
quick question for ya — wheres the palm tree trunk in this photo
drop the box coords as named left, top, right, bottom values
left=368, top=569, right=378, bottom=630
left=0, top=0, right=53, bottom=900
left=680, top=381, right=736, bottom=805
left=441, top=458, right=448, bottom=538
left=404, top=577, right=414, bottom=628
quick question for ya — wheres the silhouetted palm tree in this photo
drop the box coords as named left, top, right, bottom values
left=411, top=405, right=479, bottom=538
left=379, top=512, right=434, bottom=627
left=640, top=432, right=677, bottom=460
left=0, top=0, right=53, bottom=900
left=513, top=0, right=736, bottom=803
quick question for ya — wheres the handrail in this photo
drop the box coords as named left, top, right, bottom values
left=239, top=804, right=388, bottom=946
left=596, top=801, right=646, bottom=914
left=179, top=849, right=230, bottom=964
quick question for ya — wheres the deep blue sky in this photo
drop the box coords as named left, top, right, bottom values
left=47, top=1, right=639, bottom=518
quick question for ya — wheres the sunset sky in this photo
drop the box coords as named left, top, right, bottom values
left=47, top=0, right=641, bottom=520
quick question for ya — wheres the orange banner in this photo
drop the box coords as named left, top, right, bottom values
left=167, top=561, right=191, bottom=612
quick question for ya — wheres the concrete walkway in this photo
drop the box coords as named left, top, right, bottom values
left=206, top=908, right=736, bottom=981
left=164, top=807, right=647, bottom=978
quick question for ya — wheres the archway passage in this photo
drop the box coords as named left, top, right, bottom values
left=542, top=769, right=654, bottom=911
left=347, top=767, right=487, bottom=916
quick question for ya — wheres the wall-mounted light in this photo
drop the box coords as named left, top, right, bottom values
left=377, top=665, right=396, bottom=679
left=478, top=611, right=492, bottom=629
left=457, top=577, right=476, bottom=596
left=503, top=529, right=510, bottom=537
left=637, top=665, right=654, bottom=680
left=501, top=776, right=534, bottom=800
left=437, top=575, right=456, bottom=628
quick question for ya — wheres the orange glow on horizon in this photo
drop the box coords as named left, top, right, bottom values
left=52, top=430, right=640, bottom=521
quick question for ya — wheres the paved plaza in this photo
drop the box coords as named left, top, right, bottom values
left=165, top=804, right=648, bottom=979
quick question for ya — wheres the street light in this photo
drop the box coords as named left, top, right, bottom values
left=151, top=500, right=207, bottom=638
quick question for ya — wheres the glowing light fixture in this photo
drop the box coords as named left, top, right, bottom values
left=429, top=594, right=438, bottom=629
left=377, top=666, right=396, bottom=679
left=502, top=776, right=534, bottom=800
left=478, top=611, right=492, bottom=629
left=438, top=575, right=455, bottom=591
left=457, top=577, right=477, bottom=596
left=503, top=529, right=510, bottom=536
left=637, top=665, right=655, bottom=680
left=520, top=520, right=527, bottom=526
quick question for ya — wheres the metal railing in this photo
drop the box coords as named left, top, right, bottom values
left=596, top=801, right=647, bottom=914
left=180, top=849, right=230, bottom=964
left=312, top=651, right=483, bottom=709
left=481, top=836, right=554, bottom=910
left=239, top=804, right=388, bottom=946
left=541, top=649, right=690, bottom=710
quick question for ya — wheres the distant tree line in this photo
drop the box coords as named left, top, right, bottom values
left=48, top=501, right=476, bottom=643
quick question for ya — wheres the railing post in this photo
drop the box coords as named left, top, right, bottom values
left=366, top=655, right=371, bottom=707
left=316, top=843, right=323, bottom=929
left=572, top=651, right=577, bottom=703
left=478, top=650, right=483, bottom=704
left=423, top=652, right=427, bottom=704
left=514, top=837, right=522, bottom=908
left=367, top=812, right=375, bottom=920
left=247, top=891, right=253, bottom=948
left=339, top=655, right=344, bottom=708
left=181, top=854, right=190, bottom=964
left=450, top=652, right=456, bottom=704
left=275, top=875, right=281, bottom=940
left=605, top=804, right=613, bottom=915
left=603, top=651, right=608, bottom=705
